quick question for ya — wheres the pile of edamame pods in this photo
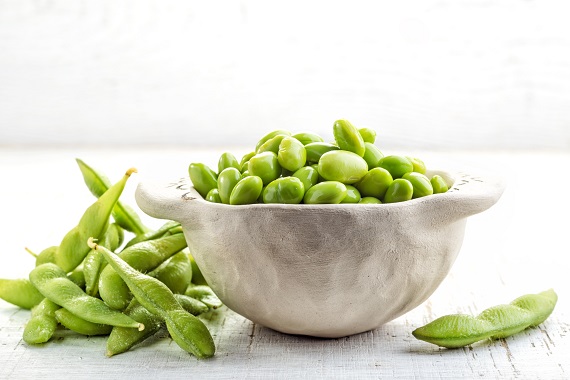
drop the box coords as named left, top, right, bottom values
left=189, top=119, right=450, bottom=205
left=0, top=160, right=220, bottom=358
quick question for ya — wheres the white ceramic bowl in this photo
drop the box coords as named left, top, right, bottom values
left=135, top=170, right=504, bottom=338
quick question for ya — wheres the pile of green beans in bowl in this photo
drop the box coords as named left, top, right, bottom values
left=189, top=119, right=449, bottom=205
left=0, top=160, right=221, bottom=358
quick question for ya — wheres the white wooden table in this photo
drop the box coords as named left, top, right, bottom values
left=1, top=148, right=568, bottom=379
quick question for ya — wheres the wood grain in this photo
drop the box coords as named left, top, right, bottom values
left=1, top=1, right=570, bottom=150
left=0, top=148, right=568, bottom=378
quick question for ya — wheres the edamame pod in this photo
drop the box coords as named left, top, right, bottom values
left=55, top=168, right=136, bottom=273
left=277, top=137, right=306, bottom=172
left=217, top=167, right=242, bottom=204
left=30, top=263, right=143, bottom=330
left=84, top=223, right=124, bottom=297
left=262, top=177, right=305, bottom=204
left=431, top=175, right=449, bottom=194
left=26, top=246, right=57, bottom=266
left=303, top=181, right=347, bottom=204
left=292, top=132, right=324, bottom=145
left=248, top=152, right=282, bottom=185
left=292, top=166, right=319, bottom=192
left=218, top=152, right=240, bottom=173
left=318, top=150, right=368, bottom=184
left=384, top=179, right=414, bottom=203
left=403, top=172, right=433, bottom=199
left=185, top=285, right=223, bottom=309
left=189, top=254, right=208, bottom=286
left=189, top=163, right=218, bottom=199
left=55, top=308, right=113, bottom=336
left=0, top=278, right=44, bottom=309
left=149, top=251, right=193, bottom=294
left=412, top=289, right=558, bottom=348
left=333, top=119, right=366, bottom=157
left=124, top=220, right=181, bottom=249
left=76, top=159, right=148, bottom=235
left=354, top=167, right=393, bottom=199
left=304, top=142, right=340, bottom=164
left=378, top=156, right=413, bottom=179
left=23, top=298, right=61, bottom=344
left=89, top=239, right=215, bottom=358
left=230, top=176, right=263, bottom=205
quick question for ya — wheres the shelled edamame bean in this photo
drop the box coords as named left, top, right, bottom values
left=190, top=119, right=450, bottom=205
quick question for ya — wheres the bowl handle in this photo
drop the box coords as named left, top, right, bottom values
left=135, top=178, right=205, bottom=223
left=420, top=171, right=505, bottom=222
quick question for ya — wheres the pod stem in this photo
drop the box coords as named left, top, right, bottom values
left=25, top=247, right=38, bottom=258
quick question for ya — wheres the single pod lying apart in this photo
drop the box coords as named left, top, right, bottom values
left=412, top=289, right=557, bottom=348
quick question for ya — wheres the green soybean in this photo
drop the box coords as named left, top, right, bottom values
left=89, top=239, right=215, bottom=358
left=218, top=152, right=240, bottom=173
left=354, top=167, right=393, bottom=199
left=76, top=159, right=148, bottom=235
left=0, top=278, right=44, bottom=310
left=362, top=142, right=384, bottom=169
left=378, top=155, right=413, bottom=179
left=257, top=134, right=288, bottom=154
left=205, top=188, right=222, bottom=203
left=239, top=151, right=256, bottom=172
left=99, top=233, right=187, bottom=310
left=358, top=127, right=377, bottom=144
left=403, top=172, right=434, bottom=199
left=262, top=177, right=305, bottom=204
left=292, top=166, right=319, bottom=192
left=412, top=289, right=558, bottom=348
left=359, top=196, right=382, bottom=204
left=333, top=119, right=366, bottom=157
left=30, top=263, right=143, bottom=330
left=384, top=178, right=414, bottom=203
left=55, top=308, right=113, bottom=336
left=292, top=132, right=324, bottom=145
left=189, top=163, right=218, bottom=199
left=303, top=181, right=347, bottom=204
left=407, top=156, right=427, bottom=174
left=305, top=142, right=340, bottom=164
left=255, top=130, right=291, bottom=152
left=318, top=150, right=368, bottom=184
left=341, top=185, right=361, bottom=203
left=431, top=175, right=449, bottom=194
left=277, top=137, right=306, bottom=172
left=230, top=176, right=263, bottom=205
left=217, top=167, right=242, bottom=204
left=23, top=298, right=61, bottom=344
left=55, top=168, right=135, bottom=273
left=248, top=152, right=281, bottom=185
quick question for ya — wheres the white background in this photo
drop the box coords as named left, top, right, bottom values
left=1, top=0, right=570, bottom=150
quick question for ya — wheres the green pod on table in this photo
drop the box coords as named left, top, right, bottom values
left=303, top=181, right=347, bottom=204
left=84, top=223, right=124, bottom=297
left=205, top=188, right=222, bottom=203
left=189, top=163, right=218, bottom=199
left=277, top=137, right=306, bottom=172
left=318, top=150, right=368, bottom=184
left=407, top=156, right=427, bottom=174
left=55, top=168, right=136, bottom=273
left=431, top=175, right=449, bottom=194
left=217, top=167, right=242, bottom=204
left=29, top=263, right=143, bottom=330
left=262, top=177, right=305, bottom=204
left=99, top=233, right=187, bottom=310
left=76, top=159, right=149, bottom=235
left=292, top=132, right=324, bottom=145
left=189, top=253, right=208, bottom=286
left=257, top=134, right=288, bottom=154
left=359, top=196, right=382, bottom=204
left=341, top=185, right=361, bottom=203
left=124, top=220, right=181, bottom=249
left=378, top=155, right=414, bottom=179
left=383, top=178, right=414, bottom=203
left=255, top=130, right=291, bottom=152
left=402, top=172, right=433, bottom=199
left=292, top=166, right=319, bottom=192
left=362, top=142, right=384, bottom=169
left=229, top=176, right=263, bottom=205
left=333, top=119, right=366, bottom=157
left=55, top=308, right=113, bottom=336
left=217, top=152, right=240, bottom=173
left=354, top=168, right=393, bottom=199
left=149, top=251, right=193, bottom=294
left=358, top=127, right=377, bottom=144
left=184, top=285, right=223, bottom=309
left=23, top=298, right=61, bottom=344
left=304, top=142, right=340, bottom=164
left=89, top=239, right=216, bottom=359
left=248, top=152, right=281, bottom=185
left=0, top=278, right=44, bottom=310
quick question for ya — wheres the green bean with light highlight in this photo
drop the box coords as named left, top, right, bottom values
left=55, top=308, right=113, bottom=336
